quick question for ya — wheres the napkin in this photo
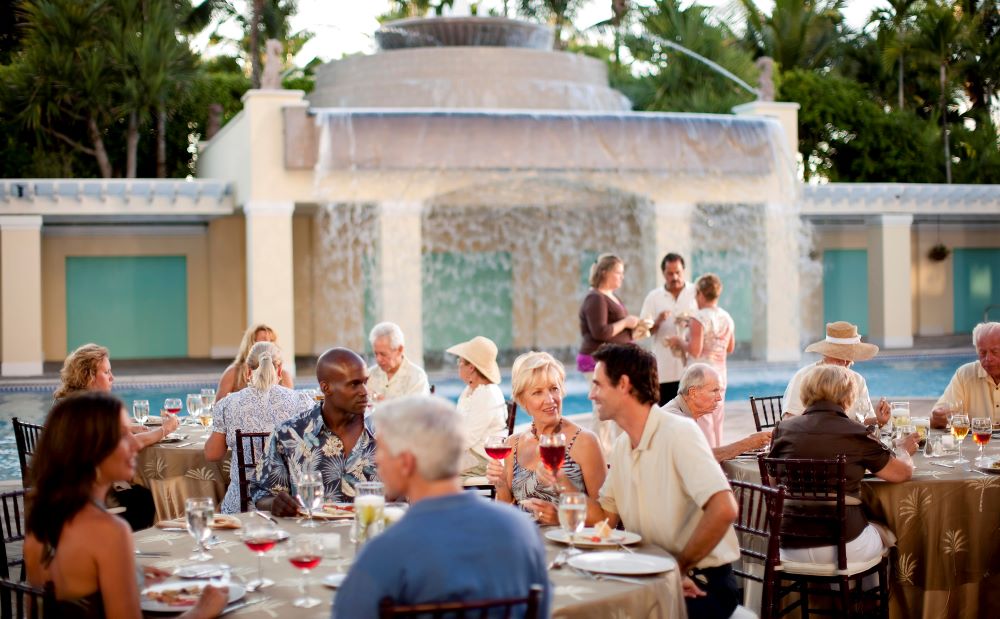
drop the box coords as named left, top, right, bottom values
left=156, top=514, right=242, bottom=530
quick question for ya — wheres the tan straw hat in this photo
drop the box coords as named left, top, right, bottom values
left=804, top=321, right=879, bottom=362
left=446, top=336, right=501, bottom=384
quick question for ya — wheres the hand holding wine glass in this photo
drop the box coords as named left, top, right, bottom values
left=538, top=433, right=566, bottom=489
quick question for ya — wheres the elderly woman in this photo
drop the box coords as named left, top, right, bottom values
left=24, top=392, right=227, bottom=619
left=205, top=341, right=313, bottom=513
left=215, top=324, right=294, bottom=401
left=446, top=336, right=507, bottom=476
left=486, top=352, right=606, bottom=525
left=768, top=364, right=916, bottom=566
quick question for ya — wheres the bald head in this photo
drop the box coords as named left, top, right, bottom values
left=317, top=348, right=369, bottom=417
left=317, top=348, right=365, bottom=381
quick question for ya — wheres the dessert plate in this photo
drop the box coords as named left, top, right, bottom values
left=544, top=528, right=641, bottom=549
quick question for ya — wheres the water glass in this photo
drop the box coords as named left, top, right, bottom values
left=911, top=417, right=930, bottom=449
left=132, top=400, right=150, bottom=425
left=200, top=388, right=216, bottom=410
left=951, top=414, right=970, bottom=464
left=186, top=393, right=203, bottom=417
left=185, top=497, right=214, bottom=561
left=558, top=492, right=587, bottom=555
left=944, top=399, right=963, bottom=429
left=890, top=402, right=910, bottom=429
left=383, top=502, right=408, bottom=529
left=288, top=536, right=323, bottom=608
left=241, top=518, right=280, bottom=591
left=296, top=470, right=324, bottom=528
left=354, top=481, right=385, bottom=546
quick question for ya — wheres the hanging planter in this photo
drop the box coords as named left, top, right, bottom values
left=928, top=243, right=951, bottom=262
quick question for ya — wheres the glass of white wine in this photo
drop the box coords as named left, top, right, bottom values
left=354, top=481, right=385, bottom=545
left=951, top=414, right=971, bottom=464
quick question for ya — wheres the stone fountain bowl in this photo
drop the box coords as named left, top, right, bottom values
left=376, top=16, right=554, bottom=50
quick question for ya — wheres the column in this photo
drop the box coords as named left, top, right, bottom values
left=732, top=101, right=801, bottom=174
left=1, top=216, right=44, bottom=376
left=868, top=214, right=914, bottom=348
left=244, top=201, right=296, bottom=377
left=652, top=202, right=694, bottom=285
left=377, top=201, right=423, bottom=366
left=755, top=203, right=802, bottom=362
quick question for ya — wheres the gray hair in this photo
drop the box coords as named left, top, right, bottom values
left=373, top=396, right=463, bottom=481
left=369, top=322, right=404, bottom=349
left=679, top=363, right=720, bottom=396
left=973, top=322, right=1000, bottom=348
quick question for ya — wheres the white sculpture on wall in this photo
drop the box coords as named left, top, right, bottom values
left=261, top=39, right=284, bottom=90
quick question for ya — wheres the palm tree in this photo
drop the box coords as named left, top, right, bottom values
left=736, top=0, right=846, bottom=70
left=874, top=0, right=920, bottom=110
left=519, top=0, right=586, bottom=50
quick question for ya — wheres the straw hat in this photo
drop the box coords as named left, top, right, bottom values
left=446, top=336, right=501, bottom=384
left=805, top=322, right=879, bottom=362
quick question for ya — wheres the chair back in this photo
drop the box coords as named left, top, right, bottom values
left=760, top=455, right=849, bottom=571
left=0, top=577, right=50, bottom=619
left=235, top=430, right=270, bottom=513
left=730, top=480, right=785, bottom=619
left=11, top=419, right=43, bottom=486
left=378, top=583, right=543, bottom=618
left=0, top=490, right=27, bottom=580
left=749, top=395, right=783, bottom=431
left=505, top=400, right=518, bottom=436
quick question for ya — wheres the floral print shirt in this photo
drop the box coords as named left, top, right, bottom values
left=251, top=404, right=379, bottom=504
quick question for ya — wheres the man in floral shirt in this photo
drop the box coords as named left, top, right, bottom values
left=253, top=348, right=379, bottom=515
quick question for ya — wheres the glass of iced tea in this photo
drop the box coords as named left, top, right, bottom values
left=972, top=417, right=992, bottom=465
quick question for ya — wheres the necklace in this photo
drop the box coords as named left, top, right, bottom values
left=531, top=419, right=562, bottom=438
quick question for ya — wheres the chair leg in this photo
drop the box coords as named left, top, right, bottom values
left=879, top=562, right=889, bottom=619
left=839, top=576, right=851, bottom=618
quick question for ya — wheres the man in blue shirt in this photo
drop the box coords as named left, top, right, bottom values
left=334, top=396, right=550, bottom=618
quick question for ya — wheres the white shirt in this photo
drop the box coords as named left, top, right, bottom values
left=783, top=362, right=873, bottom=423
left=639, top=283, right=698, bottom=383
left=368, top=356, right=430, bottom=401
left=456, top=383, right=508, bottom=472
left=598, top=406, right=740, bottom=568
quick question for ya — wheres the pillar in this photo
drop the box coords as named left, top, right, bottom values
left=377, top=201, right=424, bottom=366
left=652, top=202, right=694, bottom=286
left=244, top=201, right=296, bottom=377
left=732, top=101, right=801, bottom=173
left=1, top=216, right=44, bottom=376
left=755, top=203, right=802, bottom=362
left=868, top=214, right=914, bottom=348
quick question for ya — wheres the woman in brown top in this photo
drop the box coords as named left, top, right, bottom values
left=577, top=254, right=639, bottom=373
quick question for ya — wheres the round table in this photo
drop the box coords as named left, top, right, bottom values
left=135, top=423, right=229, bottom=521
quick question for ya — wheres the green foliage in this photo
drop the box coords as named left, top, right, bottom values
left=737, top=0, right=848, bottom=70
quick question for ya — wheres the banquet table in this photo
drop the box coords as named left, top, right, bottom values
left=135, top=423, right=229, bottom=521
left=133, top=516, right=687, bottom=618
left=723, top=433, right=1000, bottom=619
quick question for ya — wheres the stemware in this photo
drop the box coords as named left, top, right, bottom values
left=354, top=481, right=385, bottom=545
left=186, top=393, right=203, bottom=418
left=200, top=388, right=216, bottom=410
left=538, top=433, right=567, bottom=487
left=288, top=536, right=323, bottom=608
left=557, top=492, right=587, bottom=555
left=945, top=399, right=963, bottom=430
left=241, top=518, right=280, bottom=591
left=185, top=497, right=215, bottom=561
left=972, top=417, right=992, bottom=465
left=951, top=414, right=970, bottom=464
left=295, top=470, right=324, bottom=528
left=132, top=400, right=150, bottom=425
left=484, top=434, right=512, bottom=462
left=164, top=397, right=182, bottom=417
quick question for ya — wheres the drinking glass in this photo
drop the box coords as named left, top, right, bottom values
left=164, top=398, right=183, bottom=417
left=185, top=497, right=214, bottom=561
left=484, top=434, right=512, bottom=463
left=295, top=470, right=324, bottom=528
left=241, top=519, right=280, bottom=591
left=951, top=414, right=970, bottom=464
left=911, top=417, right=930, bottom=449
left=945, top=399, right=963, bottom=430
left=354, top=481, right=385, bottom=545
left=383, top=502, right=408, bottom=529
left=890, top=402, right=910, bottom=429
left=539, top=433, right=567, bottom=487
left=972, top=417, right=992, bottom=465
left=186, top=393, right=203, bottom=418
left=288, top=536, right=323, bottom=608
left=132, top=400, right=150, bottom=425
left=200, top=388, right=216, bottom=410
left=558, top=492, right=587, bottom=555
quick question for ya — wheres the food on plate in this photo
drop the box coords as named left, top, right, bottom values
left=320, top=503, right=355, bottom=517
left=590, top=519, right=613, bottom=542
left=145, top=585, right=203, bottom=607
left=991, top=460, right=1000, bottom=469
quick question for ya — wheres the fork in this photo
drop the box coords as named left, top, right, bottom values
left=547, top=551, right=567, bottom=570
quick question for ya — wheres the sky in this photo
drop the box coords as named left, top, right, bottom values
left=282, top=0, right=887, bottom=67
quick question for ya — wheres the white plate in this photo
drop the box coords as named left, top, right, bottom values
left=545, top=528, right=642, bottom=549
left=173, top=563, right=230, bottom=579
left=974, top=458, right=1000, bottom=475
left=567, top=551, right=677, bottom=576
left=322, top=573, right=347, bottom=588
left=141, top=580, right=245, bottom=612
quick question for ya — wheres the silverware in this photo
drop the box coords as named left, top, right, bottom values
left=135, top=550, right=169, bottom=557
left=570, top=566, right=645, bottom=586
left=253, top=509, right=278, bottom=524
left=220, top=596, right=266, bottom=616
left=617, top=542, right=635, bottom=554
left=159, top=527, right=187, bottom=532
left=547, top=551, right=567, bottom=570
left=930, top=461, right=954, bottom=468
left=174, top=442, right=195, bottom=448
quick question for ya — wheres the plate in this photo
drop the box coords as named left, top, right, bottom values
left=145, top=416, right=164, bottom=426
left=567, top=551, right=677, bottom=576
left=141, top=580, right=245, bottom=612
left=974, top=459, right=1000, bottom=475
left=158, top=434, right=185, bottom=444
left=304, top=503, right=355, bottom=520
left=322, top=573, right=347, bottom=588
left=545, top=528, right=642, bottom=549
left=174, top=564, right=230, bottom=579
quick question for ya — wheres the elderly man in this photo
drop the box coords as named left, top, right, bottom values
left=589, top=344, right=740, bottom=619
left=931, top=322, right=1000, bottom=428
left=253, top=348, right=378, bottom=515
left=335, top=396, right=550, bottom=617
left=368, top=322, right=430, bottom=401
left=640, top=252, right=699, bottom=405
left=665, top=363, right=772, bottom=461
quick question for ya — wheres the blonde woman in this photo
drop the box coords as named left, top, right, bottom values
left=216, top=324, right=294, bottom=400
left=486, top=352, right=606, bottom=525
left=205, top=341, right=313, bottom=513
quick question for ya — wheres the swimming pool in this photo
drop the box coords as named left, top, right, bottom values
left=0, top=353, right=975, bottom=481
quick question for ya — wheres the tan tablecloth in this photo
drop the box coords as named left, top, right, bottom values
left=724, top=433, right=1000, bottom=619
left=133, top=516, right=686, bottom=618
left=135, top=424, right=229, bottom=521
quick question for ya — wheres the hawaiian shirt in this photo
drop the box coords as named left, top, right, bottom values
left=251, top=404, right=379, bottom=504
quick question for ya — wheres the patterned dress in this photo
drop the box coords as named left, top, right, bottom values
left=252, top=405, right=379, bottom=504
left=511, top=428, right=586, bottom=507
left=211, top=385, right=314, bottom=513
left=690, top=305, right=735, bottom=447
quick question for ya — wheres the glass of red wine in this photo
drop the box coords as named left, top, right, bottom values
left=241, top=518, right=281, bottom=591
left=164, top=398, right=182, bottom=422
left=539, top=433, right=567, bottom=489
left=485, top=434, right=512, bottom=462
left=972, top=417, right=992, bottom=466
left=288, top=536, right=323, bottom=608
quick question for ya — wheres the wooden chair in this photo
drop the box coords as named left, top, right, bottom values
left=505, top=400, right=517, bottom=436
left=760, top=456, right=888, bottom=618
left=0, top=490, right=27, bottom=581
left=0, top=577, right=50, bottom=619
left=750, top=395, right=784, bottom=431
left=235, top=430, right=270, bottom=513
left=11, top=419, right=43, bottom=486
left=378, top=583, right=543, bottom=618
left=731, top=480, right=785, bottom=619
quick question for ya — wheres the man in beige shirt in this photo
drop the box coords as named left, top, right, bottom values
left=368, top=322, right=431, bottom=402
left=931, top=322, right=1000, bottom=428
left=589, top=343, right=740, bottom=619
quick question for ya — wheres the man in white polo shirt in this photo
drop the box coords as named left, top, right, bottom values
left=640, top=253, right=698, bottom=405
left=589, top=343, right=740, bottom=619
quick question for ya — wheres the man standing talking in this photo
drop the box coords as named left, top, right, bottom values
left=640, top=253, right=698, bottom=405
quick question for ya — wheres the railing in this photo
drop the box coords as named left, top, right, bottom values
left=0, top=179, right=234, bottom=215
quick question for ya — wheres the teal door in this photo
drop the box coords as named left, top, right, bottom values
left=953, top=248, right=1000, bottom=333
left=66, top=256, right=188, bottom=358
left=822, top=249, right=869, bottom=335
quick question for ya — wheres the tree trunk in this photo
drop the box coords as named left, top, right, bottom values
left=553, top=14, right=564, bottom=50
left=126, top=111, right=139, bottom=179
left=940, top=63, right=951, bottom=184
left=897, top=55, right=904, bottom=110
left=156, top=103, right=167, bottom=178
left=87, top=117, right=113, bottom=178
left=250, top=0, right=264, bottom=89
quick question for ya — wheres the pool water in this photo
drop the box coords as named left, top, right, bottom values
left=0, top=354, right=975, bottom=481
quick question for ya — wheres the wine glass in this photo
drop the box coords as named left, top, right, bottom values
left=972, top=417, right=992, bottom=466
left=241, top=518, right=280, bottom=591
left=538, top=433, right=566, bottom=488
left=198, top=405, right=214, bottom=428
left=295, top=470, right=324, bottom=528
left=558, top=492, right=587, bottom=555
left=288, top=536, right=323, bottom=608
left=946, top=399, right=963, bottom=430
left=200, top=388, right=216, bottom=410
left=951, top=414, right=970, bottom=464
left=185, top=497, right=214, bottom=561
left=186, top=393, right=203, bottom=418
left=354, top=481, right=385, bottom=545
left=164, top=398, right=182, bottom=418
left=484, top=434, right=512, bottom=463
left=132, top=400, right=149, bottom=425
